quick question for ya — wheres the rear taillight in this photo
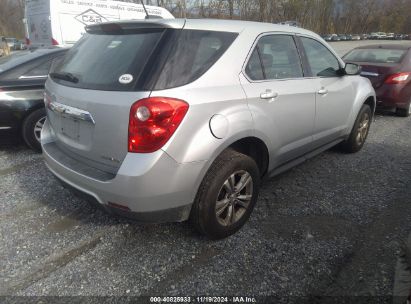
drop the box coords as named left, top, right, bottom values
left=128, top=97, right=189, bottom=153
left=385, top=72, right=410, bottom=84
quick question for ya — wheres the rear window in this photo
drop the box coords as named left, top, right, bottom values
left=51, top=28, right=238, bottom=91
left=344, top=48, right=407, bottom=64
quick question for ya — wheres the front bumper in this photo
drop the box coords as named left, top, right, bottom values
left=41, top=120, right=207, bottom=223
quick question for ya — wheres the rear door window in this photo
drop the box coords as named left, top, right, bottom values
left=258, top=35, right=303, bottom=80
left=245, top=48, right=264, bottom=81
left=245, top=34, right=303, bottom=81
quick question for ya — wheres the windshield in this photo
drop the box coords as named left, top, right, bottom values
left=344, top=48, right=407, bottom=63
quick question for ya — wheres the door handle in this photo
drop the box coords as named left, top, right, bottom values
left=317, top=88, right=329, bottom=95
left=260, top=90, right=278, bottom=101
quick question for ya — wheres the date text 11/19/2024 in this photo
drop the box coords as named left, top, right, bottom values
left=149, top=296, right=257, bottom=303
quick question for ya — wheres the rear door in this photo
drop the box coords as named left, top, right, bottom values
left=298, top=36, right=355, bottom=147
left=240, top=33, right=316, bottom=166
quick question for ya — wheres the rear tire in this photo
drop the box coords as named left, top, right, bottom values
left=190, top=149, right=260, bottom=240
left=396, top=102, right=411, bottom=117
left=340, top=104, right=372, bottom=153
left=22, top=108, right=46, bottom=152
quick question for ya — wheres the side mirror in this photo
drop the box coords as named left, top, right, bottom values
left=344, top=63, right=361, bottom=76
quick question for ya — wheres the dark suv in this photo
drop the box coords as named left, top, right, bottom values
left=0, top=47, right=68, bottom=150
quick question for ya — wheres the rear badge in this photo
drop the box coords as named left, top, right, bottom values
left=119, top=74, right=133, bottom=84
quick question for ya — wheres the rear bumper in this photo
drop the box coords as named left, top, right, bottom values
left=375, top=83, right=411, bottom=109
left=41, top=120, right=206, bottom=223
left=56, top=176, right=192, bottom=223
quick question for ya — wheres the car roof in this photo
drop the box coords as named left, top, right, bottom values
left=89, top=18, right=319, bottom=38
left=354, top=44, right=411, bottom=50
left=183, top=19, right=314, bottom=35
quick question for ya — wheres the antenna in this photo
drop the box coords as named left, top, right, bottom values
left=140, top=0, right=150, bottom=19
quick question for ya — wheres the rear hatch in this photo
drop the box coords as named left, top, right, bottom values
left=45, top=20, right=239, bottom=173
left=45, top=21, right=184, bottom=173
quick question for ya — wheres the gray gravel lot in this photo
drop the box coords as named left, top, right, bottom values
left=1, top=41, right=411, bottom=302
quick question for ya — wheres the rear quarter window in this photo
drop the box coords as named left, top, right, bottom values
left=150, top=30, right=238, bottom=90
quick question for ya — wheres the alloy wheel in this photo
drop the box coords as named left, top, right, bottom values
left=356, top=112, right=370, bottom=146
left=34, top=116, right=46, bottom=143
left=215, top=170, right=253, bottom=227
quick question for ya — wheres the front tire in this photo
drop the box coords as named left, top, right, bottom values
left=190, top=149, right=260, bottom=239
left=340, top=104, right=372, bottom=153
left=22, top=108, right=46, bottom=152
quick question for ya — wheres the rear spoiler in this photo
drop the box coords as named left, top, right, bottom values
left=85, top=20, right=185, bottom=34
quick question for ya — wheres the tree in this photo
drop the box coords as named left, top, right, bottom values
left=0, top=0, right=25, bottom=38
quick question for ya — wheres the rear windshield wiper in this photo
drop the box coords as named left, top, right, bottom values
left=50, top=72, right=79, bottom=83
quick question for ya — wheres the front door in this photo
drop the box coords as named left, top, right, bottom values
left=298, top=36, right=355, bottom=146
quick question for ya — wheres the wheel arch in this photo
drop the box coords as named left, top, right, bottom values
left=346, top=76, right=376, bottom=134
left=363, top=95, right=376, bottom=115
left=228, top=137, right=270, bottom=178
left=189, top=135, right=270, bottom=206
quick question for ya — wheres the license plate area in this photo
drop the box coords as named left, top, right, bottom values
left=61, top=115, right=80, bottom=141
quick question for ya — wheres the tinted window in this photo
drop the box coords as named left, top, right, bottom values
left=51, top=29, right=238, bottom=91
left=21, top=59, right=53, bottom=78
left=152, top=30, right=237, bottom=90
left=344, top=49, right=407, bottom=64
left=245, top=35, right=303, bottom=81
left=52, top=30, right=165, bottom=91
left=245, top=49, right=264, bottom=81
left=0, top=49, right=63, bottom=73
left=0, top=53, right=65, bottom=81
left=258, top=35, right=303, bottom=79
left=301, top=37, right=341, bottom=77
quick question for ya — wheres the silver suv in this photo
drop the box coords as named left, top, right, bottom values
left=41, top=19, right=376, bottom=239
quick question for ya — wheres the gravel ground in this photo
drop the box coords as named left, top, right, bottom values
left=1, top=41, right=411, bottom=302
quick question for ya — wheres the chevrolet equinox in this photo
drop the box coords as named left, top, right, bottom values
left=41, top=19, right=376, bottom=239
